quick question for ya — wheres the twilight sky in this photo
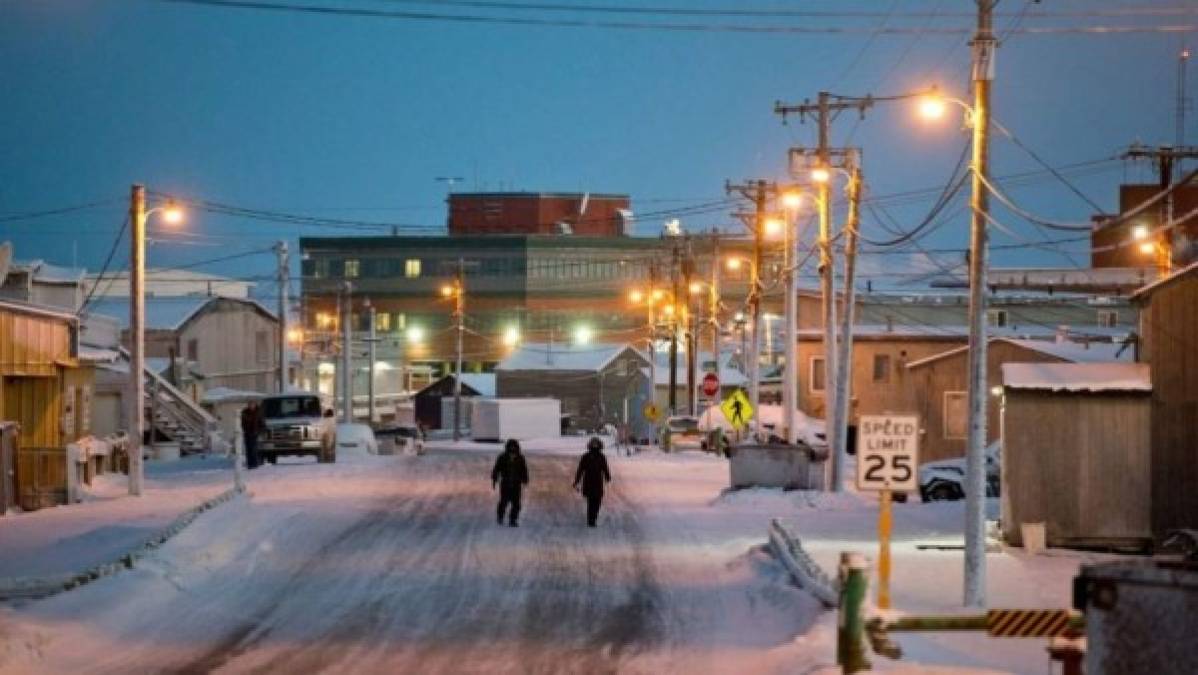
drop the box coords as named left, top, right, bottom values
left=0, top=0, right=1189, bottom=287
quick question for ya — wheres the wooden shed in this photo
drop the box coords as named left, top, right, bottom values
left=413, top=373, right=495, bottom=430
left=0, top=299, right=92, bottom=511
left=1000, top=362, right=1152, bottom=550
left=1131, top=261, right=1198, bottom=540
left=906, top=337, right=1132, bottom=464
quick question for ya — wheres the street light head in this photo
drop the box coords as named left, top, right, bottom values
left=1139, top=241, right=1157, bottom=255
left=629, top=289, right=644, bottom=304
left=1132, top=224, right=1150, bottom=241
left=502, top=325, right=520, bottom=347
left=688, top=281, right=703, bottom=295
left=161, top=202, right=184, bottom=225
left=918, top=95, right=947, bottom=121
left=810, top=167, right=831, bottom=184
left=406, top=325, right=425, bottom=343
left=781, top=191, right=803, bottom=210
left=286, top=327, right=304, bottom=344
left=764, top=217, right=784, bottom=237
left=573, top=324, right=593, bottom=345
left=725, top=257, right=742, bottom=271
left=440, top=285, right=455, bottom=297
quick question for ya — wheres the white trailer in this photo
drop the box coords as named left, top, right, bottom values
left=471, top=398, right=560, bottom=441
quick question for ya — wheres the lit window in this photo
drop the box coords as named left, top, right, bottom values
left=405, top=259, right=422, bottom=278
left=376, top=312, right=391, bottom=332
left=344, top=259, right=360, bottom=278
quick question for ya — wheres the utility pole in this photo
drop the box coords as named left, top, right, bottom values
left=775, top=93, right=873, bottom=491
left=668, top=243, right=680, bottom=415
left=340, top=281, right=353, bottom=423
left=833, top=154, right=863, bottom=467
left=782, top=200, right=797, bottom=445
left=452, top=258, right=465, bottom=441
left=709, top=233, right=721, bottom=371
left=963, top=0, right=997, bottom=608
left=275, top=240, right=288, bottom=392
left=366, top=298, right=377, bottom=425
left=726, top=180, right=771, bottom=440
left=127, top=184, right=146, bottom=496
left=683, top=236, right=698, bottom=416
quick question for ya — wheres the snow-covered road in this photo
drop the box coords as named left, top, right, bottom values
left=1, top=445, right=813, bottom=674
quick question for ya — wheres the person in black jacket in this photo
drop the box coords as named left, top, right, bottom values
left=491, top=439, right=529, bottom=527
left=573, top=436, right=612, bottom=527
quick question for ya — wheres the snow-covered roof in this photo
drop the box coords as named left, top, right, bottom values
left=495, top=342, right=645, bottom=372
left=1130, top=260, right=1198, bottom=301
left=0, top=298, right=79, bottom=322
left=799, top=324, right=1131, bottom=342
left=82, top=296, right=275, bottom=331
left=11, top=259, right=87, bottom=284
left=653, top=351, right=747, bottom=387
left=1002, top=362, right=1151, bottom=393
left=906, top=337, right=1133, bottom=369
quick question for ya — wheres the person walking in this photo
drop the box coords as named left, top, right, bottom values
left=240, top=400, right=264, bottom=469
left=573, top=436, right=611, bottom=527
left=491, top=439, right=529, bottom=527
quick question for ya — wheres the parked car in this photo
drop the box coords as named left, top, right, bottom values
left=919, top=441, right=1001, bottom=502
left=376, top=424, right=425, bottom=455
left=258, top=392, right=337, bottom=463
left=336, top=423, right=378, bottom=455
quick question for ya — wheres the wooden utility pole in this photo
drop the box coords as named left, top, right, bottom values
left=452, top=258, right=465, bottom=441
left=683, top=236, right=697, bottom=416
left=275, top=240, right=289, bottom=392
left=775, top=93, right=873, bottom=491
left=964, top=0, right=997, bottom=608
left=668, top=242, right=680, bottom=415
left=340, top=281, right=353, bottom=423
left=127, top=184, right=146, bottom=496
left=725, top=180, right=772, bottom=439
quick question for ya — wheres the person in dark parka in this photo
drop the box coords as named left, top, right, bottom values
left=240, top=401, right=265, bottom=469
left=492, top=439, right=529, bottom=527
left=573, top=436, right=612, bottom=527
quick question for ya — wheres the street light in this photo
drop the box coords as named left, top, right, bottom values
left=405, top=325, right=425, bottom=343
left=688, top=281, right=704, bottom=295
left=764, top=217, right=784, bottom=238
left=629, top=289, right=645, bottom=304
left=128, top=186, right=186, bottom=497
left=810, top=167, right=831, bottom=184
left=573, top=324, right=593, bottom=345
left=502, top=325, right=520, bottom=347
left=781, top=190, right=803, bottom=210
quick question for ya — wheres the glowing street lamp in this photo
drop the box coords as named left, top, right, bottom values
left=781, top=190, right=803, bottom=210
left=918, top=95, right=948, bottom=121
left=810, top=167, right=831, bottom=184
left=688, top=281, right=703, bottom=295
left=502, top=325, right=520, bottom=347
left=573, top=324, right=593, bottom=345
left=764, top=217, right=784, bottom=238
left=1132, top=224, right=1150, bottom=241
left=405, top=325, right=425, bottom=343
left=628, top=289, right=644, bottom=304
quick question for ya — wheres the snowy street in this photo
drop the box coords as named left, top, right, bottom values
left=0, top=443, right=815, bottom=674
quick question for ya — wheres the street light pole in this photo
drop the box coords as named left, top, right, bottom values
left=341, top=281, right=353, bottom=423
left=452, top=258, right=465, bottom=441
left=782, top=202, right=796, bottom=445
left=127, top=185, right=146, bottom=496
left=275, top=240, right=288, bottom=392
left=963, top=0, right=997, bottom=608
left=833, top=155, right=863, bottom=469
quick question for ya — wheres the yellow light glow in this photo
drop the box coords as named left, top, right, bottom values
left=990, top=385, right=1003, bottom=397
left=1132, top=224, right=1150, bottom=241
left=502, top=326, right=520, bottom=347
left=688, top=281, right=703, bottom=295
left=316, top=312, right=332, bottom=328
left=573, top=325, right=593, bottom=345
left=651, top=288, right=665, bottom=301
left=286, top=327, right=304, bottom=344
left=406, top=326, right=425, bottom=343
left=663, top=304, right=676, bottom=317
left=764, top=218, right=784, bottom=237
left=629, top=289, right=644, bottom=304
left=440, top=285, right=455, bottom=297
left=781, top=191, right=803, bottom=210
left=810, top=167, right=831, bottom=184
left=734, top=311, right=745, bottom=322
left=918, top=96, right=947, bottom=120
left=160, top=203, right=185, bottom=225
left=726, top=257, right=742, bottom=271
left=1139, top=241, right=1156, bottom=255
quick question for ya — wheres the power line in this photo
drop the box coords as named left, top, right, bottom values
left=0, top=198, right=123, bottom=223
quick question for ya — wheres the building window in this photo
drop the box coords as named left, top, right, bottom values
left=344, top=259, right=360, bottom=278
left=376, top=312, right=391, bottom=332
left=405, top=259, right=422, bottom=278
left=255, top=330, right=269, bottom=365
left=872, top=354, right=891, bottom=383
left=396, top=313, right=406, bottom=330
left=313, top=259, right=329, bottom=279
left=986, top=309, right=1008, bottom=327
left=809, top=356, right=826, bottom=393
left=944, top=391, right=968, bottom=440
left=186, top=339, right=198, bottom=362
left=1097, top=309, right=1118, bottom=327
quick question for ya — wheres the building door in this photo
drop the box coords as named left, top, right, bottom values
left=3, top=376, right=66, bottom=510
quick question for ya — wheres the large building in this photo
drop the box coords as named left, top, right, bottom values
left=447, top=192, right=632, bottom=237
left=1092, top=178, right=1198, bottom=269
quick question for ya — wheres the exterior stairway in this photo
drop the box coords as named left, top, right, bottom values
left=145, top=365, right=226, bottom=454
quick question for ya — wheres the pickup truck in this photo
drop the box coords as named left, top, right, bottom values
left=258, top=392, right=337, bottom=463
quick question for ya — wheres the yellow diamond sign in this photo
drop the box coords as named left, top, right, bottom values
left=720, top=390, right=753, bottom=430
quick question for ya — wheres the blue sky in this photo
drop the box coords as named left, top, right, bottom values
left=0, top=0, right=1188, bottom=286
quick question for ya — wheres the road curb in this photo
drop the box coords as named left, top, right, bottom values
left=768, top=517, right=840, bottom=608
left=0, top=486, right=245, bottom=602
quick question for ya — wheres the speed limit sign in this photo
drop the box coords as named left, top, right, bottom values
left=856, top=415, right=920, bottom=492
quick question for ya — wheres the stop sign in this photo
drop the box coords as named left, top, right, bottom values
left=702, top=372, right=720, bottom=397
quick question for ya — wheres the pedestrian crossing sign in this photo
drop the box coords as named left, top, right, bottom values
left=720, top=390, right=753, bottom=430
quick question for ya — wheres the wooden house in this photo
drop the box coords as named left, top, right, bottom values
left=906, top=337, right=1132, bottom=463
left=1000, top=362, right=1152, bottom=549
left=414, top=373, right=495, bottom=430
left=0, top=299, right=92, bottom=510
left=1130, top=261, right=1198, bottom=540
left=495, top=343, right=651, bottom=434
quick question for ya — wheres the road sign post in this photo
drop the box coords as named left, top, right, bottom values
left=857, top=414, right=920, bottom=610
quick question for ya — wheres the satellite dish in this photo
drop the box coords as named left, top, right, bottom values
left=0, top=241, right=11, bottom=285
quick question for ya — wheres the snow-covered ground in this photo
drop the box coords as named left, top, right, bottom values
left=0, top=436, right=1111, bottom=674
